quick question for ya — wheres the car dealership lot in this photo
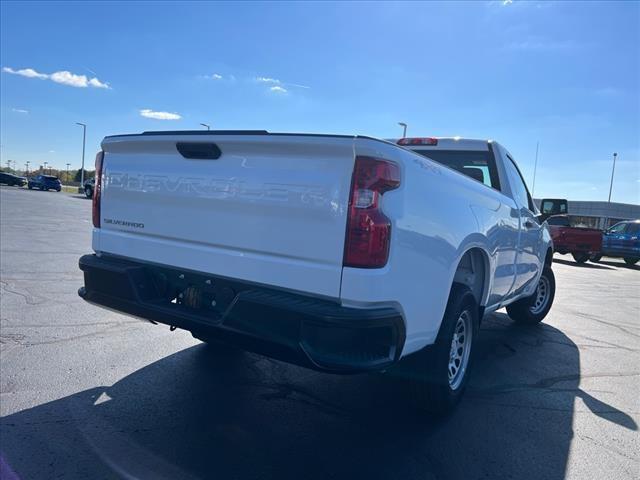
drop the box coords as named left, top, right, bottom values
left=1, top=185, right=638, bottom=480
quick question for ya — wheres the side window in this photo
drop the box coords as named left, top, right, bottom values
left=626, top=223, right=640, bottom=235
left=608, top=223, right=627, bottom=234
left=504, top=155, right=534, bottom=211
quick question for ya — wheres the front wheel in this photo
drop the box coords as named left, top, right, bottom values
left=407, top=284, right=479, bottom=415
left=506, top=266, right=556, bottom=325
left=624, top=257, right=639, bottom=266
left=572, top=253, right=589, bottom=264
left=590, top=254, right=602, bottom=262
left=84, top=187, right=93, bottom=198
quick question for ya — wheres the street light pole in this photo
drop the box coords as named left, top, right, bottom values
left=608, top=152, right=617, bottom=203
left=66, top=163, right=71, bottom=183
left=43, top=161, right=48, bottom=174
left=25, top=161, right=30, bottom=176
left=398, top=122, right=407, bottom=138
left=200, top=123, right=210, bottom=130
left=76, top=122, right=87, bottom=190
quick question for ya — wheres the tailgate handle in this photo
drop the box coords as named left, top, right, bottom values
left=176, top=142, right=221, bottom=160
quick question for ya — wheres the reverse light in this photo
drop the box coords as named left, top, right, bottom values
left=397, top=137, right=438, bottom=146
left=344, top=156, right=400, bottom=268
left=92, top=151, right=104, bottom=228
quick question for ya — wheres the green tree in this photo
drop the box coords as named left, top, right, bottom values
left=74, top=169, right=95, bottom=183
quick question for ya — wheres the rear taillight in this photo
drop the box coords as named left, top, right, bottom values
left=92, top=151, right=104, bottom=228
left=397, top=137, right=438, bottom=146
left=344, top=156, right=400, bottom=268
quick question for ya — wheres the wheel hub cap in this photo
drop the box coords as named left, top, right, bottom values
left=448, top=310, right=473, bottom=390
left=530, top=275, right=550, bottom=315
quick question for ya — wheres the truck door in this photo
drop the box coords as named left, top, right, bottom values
left=501, top=152, right=543, bottom=293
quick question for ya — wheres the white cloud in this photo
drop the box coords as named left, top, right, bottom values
left=287, top=82, right=311, bottom=89
left=257, top=75, right=310, bottom=91
left=139, top=109, right=182, bottom=120
left=11, top=108, right=29, bottom=114
left=594, top=87, right=622, bottom=97
left=3, top=66, right=110, bottom=89
left=3, top=67, right=48, bottom=79
left=256, top=76, right=281, bottom=84
left=88, top=77, right=110, bottom=88
left=505, top=37, right=576, bottom=51
left=210, top=73, right=223, bottom=80
left=49, top=150, right=55, bottom=153
left=270, top=86, right=287, bottom=94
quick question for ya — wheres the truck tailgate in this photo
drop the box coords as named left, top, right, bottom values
left=96, top=133, right=357, bottom=298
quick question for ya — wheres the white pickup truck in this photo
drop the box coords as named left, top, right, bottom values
left=79, top=131, right=555, bottom=413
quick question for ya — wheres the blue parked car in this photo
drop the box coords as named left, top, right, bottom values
left=28, top=175, right=62, bottom=192
left=593, top=220, right=640, bottom=266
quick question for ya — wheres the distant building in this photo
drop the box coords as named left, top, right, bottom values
left=535, top=199, right=640, bottom=230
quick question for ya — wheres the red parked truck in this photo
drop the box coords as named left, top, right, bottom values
left=546, top=215, right=602, bottom=263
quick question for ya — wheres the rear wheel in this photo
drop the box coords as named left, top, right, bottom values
left=506, top=266, right=555, bottom=325
left=624, top=257, right=639, bottom=266
left=407, top=284, right=478, bottom=415
left=590, top=254, right=602, bottom=262
left=572, top=253, right=589, bottom=264
left=85, top=187, right=93, bottom=198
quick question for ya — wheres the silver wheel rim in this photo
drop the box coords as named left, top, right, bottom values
left=448, top=310, right=473, bottom=390
left=530, top=275, right=550, bottom=315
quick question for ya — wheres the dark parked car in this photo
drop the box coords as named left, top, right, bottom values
left=592, top=220, right=640, bottom=266
left=28, top=175, right=62, bottom=192
left=83, top=177, right=95, bottom=198
left=0, top=172, right=27, bottom=187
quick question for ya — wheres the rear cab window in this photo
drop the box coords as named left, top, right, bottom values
left=410, top=149, right=501, bottom=190
left=542, top=200, right=568, bottom=215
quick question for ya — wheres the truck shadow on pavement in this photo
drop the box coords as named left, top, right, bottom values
left=552, top=258, right=616, bottom=270
left=1, top=313, right=636, bottom=480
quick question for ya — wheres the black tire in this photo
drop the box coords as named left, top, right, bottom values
left=28, top=184, right=32, bottom=190
left=84, top=187, right=93, bottom=199
left=624, top=257, right=639, bottom=266
left=404, top=284, right=479, bottom=415
left=506, top=266, right=555, bottom=325
left=572, top=252, right=589, bottom=264
left=590, top=254, right=602, bottom=262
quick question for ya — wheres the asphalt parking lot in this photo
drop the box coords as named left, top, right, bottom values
left=1, top=185, right=638, bottom=480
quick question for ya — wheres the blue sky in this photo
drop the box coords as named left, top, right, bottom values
left=1, top=1, right=638, bottom=204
